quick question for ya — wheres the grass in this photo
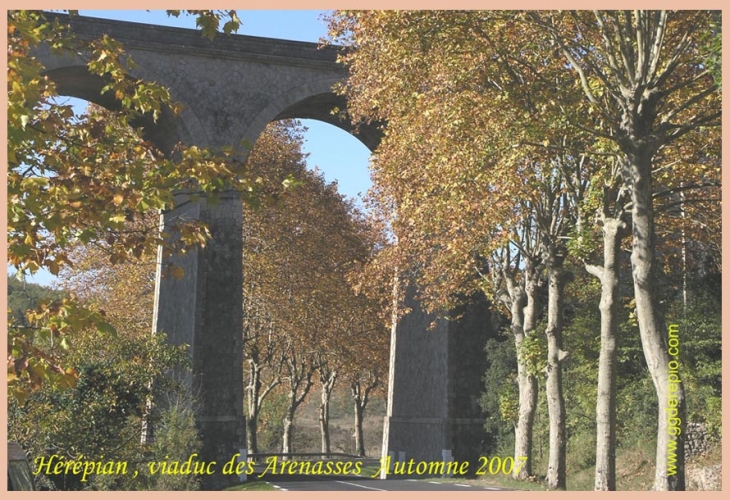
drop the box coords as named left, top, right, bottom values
left=425, top=474, right=547, bottom=491
left=225, top=480, right=278, bottom=491
left=356, top=462, right=385, bottom=479
left=566, top=448, right=654, bottom=491
left=221, top=442, right=721, bottom=491
left=473, top=474, right=548, bottom=491
left=416, top=454, right=647, bottom=492
left=458, top=440, right=720, bottom=491
left=249, top=384, right=721, bottom=491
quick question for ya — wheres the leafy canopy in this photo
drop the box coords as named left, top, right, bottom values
left=7, top=10, right=248, bottom=401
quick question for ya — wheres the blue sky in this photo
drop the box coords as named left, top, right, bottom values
left=16, top=10, right=373, bottom=287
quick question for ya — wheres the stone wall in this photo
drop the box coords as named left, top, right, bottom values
left=685, top=422, right=714, bottom=458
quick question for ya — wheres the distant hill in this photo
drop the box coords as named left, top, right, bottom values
left=7, top=275, right=65, bottom=326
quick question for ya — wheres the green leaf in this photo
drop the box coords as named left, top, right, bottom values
left=97, top=322, right=118, bottom=336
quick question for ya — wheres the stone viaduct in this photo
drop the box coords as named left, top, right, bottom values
left=36, top=13, right=490, bottom=489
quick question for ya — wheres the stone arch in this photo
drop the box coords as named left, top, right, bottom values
left=39, top=63, right=207, bottom=153
left=242, top=76, right=382, bottom=153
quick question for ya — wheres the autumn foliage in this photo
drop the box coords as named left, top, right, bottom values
left=328, top=10, right=720, bottom=490
left=7, top=10, right=247, bottom=402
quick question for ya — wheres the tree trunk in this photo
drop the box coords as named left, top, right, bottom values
left=317, top=367, right=337, bottom=457
left=544, top=257, right=567, bottom=490
left=629, top=152, right=686, bottom=490
left=246, top=410, right=259, bottom=455
left=245, top=361, right=261, bottom=454
left=680, top=186, right=688, bottom=313
left=319, top=386, right=332, bottom=456
left=351, top=376, right=377, bottom=457
left=588, top=217, right=626, bottom=491
left=354, top=400, right=365, bottom=457
left=140, top=392, right=154, bottom=444
left=512, top=306, right=532, bottom=480
left=511, top=270, right=538, bottom=480
left=282, top=406, right=295, bottom=459
left=280, top=353, right=315, bottom=461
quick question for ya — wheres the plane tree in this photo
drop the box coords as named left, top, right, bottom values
left=241, top=121, right=309, bottom=454
left=240, top=121, right=384, bottom=455
left=7, top=9, right=245, bottom=403
left=520, top=11, right=721, bottom=489
left=328, top=11, right=586, bottom=486
left=335, top=283, right=389, bottom=457
left=329, top=10, right=720, bottom=490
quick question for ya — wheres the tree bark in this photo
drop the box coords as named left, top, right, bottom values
left=245, top=360, right=261, bottom=454
left=354, top=399, right=365, bottom=457
left=318, top=370, right=337, bottom=457
left=351, top=375, right=377, bottom=457
left=544, top=255, right=567, bottom=490
left=246, top=411, right=259, bottom=455
left=243, top=325, right=282, bottom=455
left=505, top=259, right=539, bottom=480
left=245, top=356, right=280, bottom=455
left=280, top=350, right=316, bottom=460
left=629, top=151, right=686, bottom=490
left=587, top=217, right=627, bottom=491
left=282, top=406, right=295, bottom=459
left=319, top=395, right=331, bottom=457
left=511, top=296, right=533, bottom=480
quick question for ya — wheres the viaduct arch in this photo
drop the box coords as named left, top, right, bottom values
left=35, top=13, right=489, bottom=489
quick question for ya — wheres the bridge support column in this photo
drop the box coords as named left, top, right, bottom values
left=153, top=194, right=245, bottom=490
left=381, top=288, right=491, bottom=477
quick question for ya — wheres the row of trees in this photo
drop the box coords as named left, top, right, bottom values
left=8, top=116, right=389, bottom=488
left=8, top=10, right=389, bottom=488
left=8, top=9, right=720, bottom=491
left=479, top=265, right=721, bottom=490
left=240, top=122, right=388, bottom=458
left=328, top=10, right=720, bottom=490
